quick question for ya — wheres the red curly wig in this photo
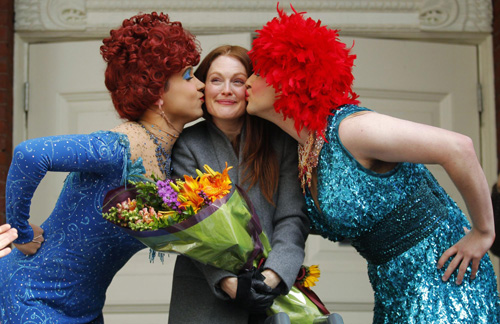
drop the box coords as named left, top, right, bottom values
left=101, top=12, right=200, bottom=121
left=249, top=4, right=359, bottom=136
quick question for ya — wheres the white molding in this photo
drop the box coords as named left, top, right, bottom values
left=14, top=0, right=492, bottom=41
left=478, top=36, right=497, bottom=185
left=12, top=34, right=28, bottom=146
left=85, top=0, right=420, bottom=11
left=355, top=88, right=448, bottom=102
left=16, top=0, right=86, bottom=31
left=420, top=0, right=492, bottom=32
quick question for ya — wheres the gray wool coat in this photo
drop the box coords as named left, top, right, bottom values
left=167, top=120, right=309, bottom=324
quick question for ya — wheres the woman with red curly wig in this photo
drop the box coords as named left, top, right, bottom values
left=0, top=12, right=204, bottom=323
left=245, top=5, right=500, bottom=323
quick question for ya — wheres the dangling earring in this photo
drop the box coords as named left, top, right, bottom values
left=155, top=99, right=164, bottom=109
left=155, top=98, right=182, bottom=137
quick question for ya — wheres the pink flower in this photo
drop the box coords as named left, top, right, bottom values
left=139, top=207, right=158, bottom=224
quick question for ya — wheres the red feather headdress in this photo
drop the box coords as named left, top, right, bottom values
left=249, top=4, right=359, bottom=136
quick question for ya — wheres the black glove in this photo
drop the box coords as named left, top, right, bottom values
left=234, top=268, right=280, bottom=313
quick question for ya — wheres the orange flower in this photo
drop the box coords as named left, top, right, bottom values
left=178, top=178, right=205, bottom=213
left=198, top=163, right=233, bottom=202
left=181, top=175, right=202, bottom=193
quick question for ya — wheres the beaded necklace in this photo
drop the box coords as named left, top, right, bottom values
left=157, top=107, right=182, bottom=137
left=138, top=122, right=174, bottom=177
left=298, top=131, right=325, bottom=193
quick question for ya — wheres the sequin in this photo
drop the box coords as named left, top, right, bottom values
left=305, top=104, right=500, bottom=323
left=0, top=123, right=170, bottom=323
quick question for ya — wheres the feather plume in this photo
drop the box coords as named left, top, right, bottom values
left=249, top=3, right=359, bottom=136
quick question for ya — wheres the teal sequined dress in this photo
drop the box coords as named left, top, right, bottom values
left=305, top=105, right=500, bottom=323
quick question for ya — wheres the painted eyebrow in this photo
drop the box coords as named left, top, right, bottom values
left=207, top=71, right=247, bottom=78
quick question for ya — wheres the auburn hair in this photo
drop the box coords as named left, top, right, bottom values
left=194, top=45, right=279, bottom=204
left=100, top=12, right=200, bottom=121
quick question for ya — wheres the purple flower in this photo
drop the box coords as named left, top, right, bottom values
left=157, top=179, right=181, bottom=211
left=198, top=191, right=212, bottom=207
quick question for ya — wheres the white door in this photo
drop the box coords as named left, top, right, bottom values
left=25, top=36, right=478, bottom=323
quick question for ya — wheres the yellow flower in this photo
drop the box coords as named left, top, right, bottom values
left=303, top=265, right=320, bottom=288
left=169, top=181, right=181, bottom=192
left=199, top=163, right=233, bottom=202
left=158, top=210, right=177, bottom=219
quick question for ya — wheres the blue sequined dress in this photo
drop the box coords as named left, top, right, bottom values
left=305, top=105, right=500, bottom=323
left=0, top=131, right=147, bottom=323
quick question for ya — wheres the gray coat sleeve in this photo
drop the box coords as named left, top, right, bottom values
left=262, top=134, right=309, bottom=292
left=171, top=129, right=237, bottom=301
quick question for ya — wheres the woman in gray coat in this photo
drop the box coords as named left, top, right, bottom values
left=168, top=45, right=309, bottom=323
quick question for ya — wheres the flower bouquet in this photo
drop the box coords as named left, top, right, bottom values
left=102, top=164, right=329, bottom=323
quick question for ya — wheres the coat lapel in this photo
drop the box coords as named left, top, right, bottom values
left=207, top=122, right=240, bottom=185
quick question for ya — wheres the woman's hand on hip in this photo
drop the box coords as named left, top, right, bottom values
left=437, top=227, right=494, bottom=285
left=14, top=223, right=45, bottom=256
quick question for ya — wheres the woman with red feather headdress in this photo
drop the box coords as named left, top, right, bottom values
left=246, top=4, right=500, bottom=323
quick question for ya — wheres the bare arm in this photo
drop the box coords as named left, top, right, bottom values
left=340, top=112, right=494, bottom=284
